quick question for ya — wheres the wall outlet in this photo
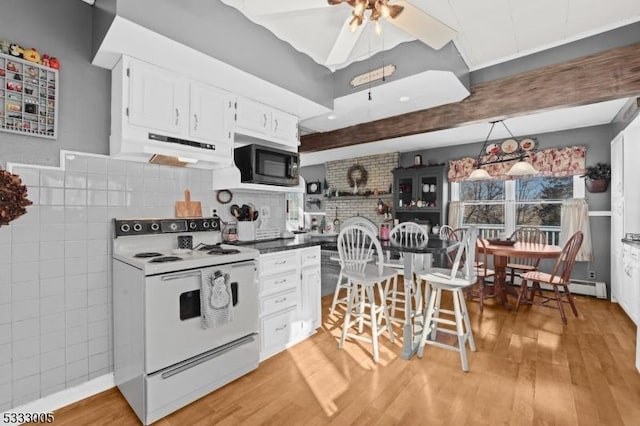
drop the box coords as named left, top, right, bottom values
left=588, top=270, right=596, bottom=280
left=210, top=207, right=217, bottom=217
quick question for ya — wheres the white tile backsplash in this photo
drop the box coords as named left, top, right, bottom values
left=39, top=260, right=65, bottom=279
left=12, top=262, right=39, bottom=283
left=11, top=224, right=41, bottom=243
left=40, top=188, right=65, bottom=206
left=40, top=169, right=64, bottom=188
left=3, top=152, right=291, bottom=410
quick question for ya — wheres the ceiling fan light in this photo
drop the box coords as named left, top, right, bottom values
left=375, top=20, right=382, bottom=35
left=505, top=160, right=538, bottom=176
left=380, top=3, right=391, bottom=18
left=467, top=168, right=492, bottom=181
left=354, top=0, right=366, bottom=15
left=349, top=15, right=360, bottom=32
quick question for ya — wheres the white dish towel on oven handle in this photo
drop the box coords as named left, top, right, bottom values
left=200, top=269, right=233, bottom=329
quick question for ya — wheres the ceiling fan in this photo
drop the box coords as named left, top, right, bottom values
left=327, top=0, right=456, bottom=50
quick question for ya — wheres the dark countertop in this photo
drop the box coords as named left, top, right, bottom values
left=228, top=234, right=459, bottom=255
left=622, top=238, right=640, bottom=248
left=229, top=234, right=327, bottom=254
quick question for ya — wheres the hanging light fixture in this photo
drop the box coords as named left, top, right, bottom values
left=466, top=120, right=539, bottom=181
left=330, top=0, right=404, bottom=32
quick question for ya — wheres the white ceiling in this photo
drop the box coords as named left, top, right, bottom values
left=219, top=0, right=640, bottom=71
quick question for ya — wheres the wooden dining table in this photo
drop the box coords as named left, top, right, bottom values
left=480, top=240, right=563, bottom=309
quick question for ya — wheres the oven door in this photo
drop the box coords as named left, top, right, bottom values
left=144, top=260, right=258, bottom=373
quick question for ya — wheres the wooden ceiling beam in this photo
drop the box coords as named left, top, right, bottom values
left=300, top=42, right=640, bottom=152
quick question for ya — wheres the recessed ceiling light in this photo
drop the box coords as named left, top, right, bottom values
left=327, top=114, right=337, bottom=120
left=399, top=96, right=410, bottom=102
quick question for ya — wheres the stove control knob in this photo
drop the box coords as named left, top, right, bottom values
left=211, top=220, right=219, bottom=230
left=120, top=223, right=131, bottom=233
left=169, top=223, right=178, bottom=232
left=189, top=221, right=198, bottom=230
left=133, top=223, right=143, bottom=232
left=150, top=222, right=160, bottom=231
left=202, top=221, right=210, bottom=229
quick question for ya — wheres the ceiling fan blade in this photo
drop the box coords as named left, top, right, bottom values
left=327, top=0, right=343, bottom=4
left=387, top=4, right=404, bottom=19
left=386, top=0, right=456, bottom=50
left=326, top=17, right=367, bottom=67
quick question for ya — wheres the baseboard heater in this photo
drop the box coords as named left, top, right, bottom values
left=513, top=279, right=607, bottom=299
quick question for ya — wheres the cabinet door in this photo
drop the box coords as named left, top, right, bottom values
left=128, top=59, right=186, bottom=135
left=394, top=170, right=415, bottom=209
left=300, top=265, right=321, bottom=334
left=416, top=172, right=441, bottom=209
left=235, top=97, right=270, bottom=136
left=189, top=82, right=233, bottom=143
left=611, top=134, right=624, bottom=200
left=630, top=249, right=640, bottom=325
left=271, top=109, right=299, bottom=146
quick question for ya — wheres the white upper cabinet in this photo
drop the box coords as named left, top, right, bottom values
left=128, top=59, right=187, bottom=135
left=235, top=98, right=271, bottom=136
left=111, top=55, right=234, bottom=165
left=235, top=97, right=299, bottom=148
left=271, top=109, right=299, bottom=144
left=188, top=82, right=234, bottom=143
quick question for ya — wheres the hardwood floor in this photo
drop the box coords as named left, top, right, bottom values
left=51, top=291, right=640, bottom=425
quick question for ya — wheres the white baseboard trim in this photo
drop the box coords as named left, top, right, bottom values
left=1, top=373, right=115, bottom=424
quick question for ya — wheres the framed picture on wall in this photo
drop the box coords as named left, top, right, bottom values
left=306, top=181, right=322, bottom=194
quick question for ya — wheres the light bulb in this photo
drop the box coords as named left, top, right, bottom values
left=349, top=16, right=360, bottom=32
left=380, top=3, right=391, bottom=18
left=354, top=0, right=366, bottom=15
left=375, top=20, right=382, bottom=35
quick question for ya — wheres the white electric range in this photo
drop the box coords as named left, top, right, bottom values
left=112, top=217, right=260, bottom=425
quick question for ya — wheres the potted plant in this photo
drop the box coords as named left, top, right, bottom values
left=581, top=162, right=611, bottom=193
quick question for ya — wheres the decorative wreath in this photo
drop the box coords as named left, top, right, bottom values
left=0, top=169, right=32, bottom=226
left=347, top=164, right=368, bottom=188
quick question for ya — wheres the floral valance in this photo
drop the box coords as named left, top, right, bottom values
left=448, top=145, right=586, bottom=182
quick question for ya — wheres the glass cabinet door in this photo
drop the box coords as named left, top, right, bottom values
left=418, top=175, right=439, bottom=208
left=397, top=176, right=413, bottom=208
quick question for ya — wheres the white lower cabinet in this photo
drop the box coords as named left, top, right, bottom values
left=258, top=246, right=321, bottom=361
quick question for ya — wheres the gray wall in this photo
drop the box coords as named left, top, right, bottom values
left=0, top=0, right=110, bottom=168
left=400, top=124, right=614, bottom=287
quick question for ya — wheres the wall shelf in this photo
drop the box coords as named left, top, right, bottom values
left=323, top=193, right=393, bottom=200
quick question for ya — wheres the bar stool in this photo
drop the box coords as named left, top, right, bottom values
left=337, top=224, right=397, bottom=363
left=417, top=227, right=478, bottom=372
left=330, top=216, right=378, bottom=315
left=383, top=222, right=429, bottom=323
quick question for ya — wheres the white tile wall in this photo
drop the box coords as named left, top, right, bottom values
left=3, top=152, right=288, bottom=410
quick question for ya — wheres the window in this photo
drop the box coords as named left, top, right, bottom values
left=454, top=176, right=578, bottom=242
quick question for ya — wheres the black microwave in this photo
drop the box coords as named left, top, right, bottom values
left=234, top=144, right=299, bottom=186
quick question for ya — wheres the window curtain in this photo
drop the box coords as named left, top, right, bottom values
left=560, top=198, right=593, bottom=262
left=448, top=146, right=586, bottom=182
left=448, top=201, right=462, bottom=228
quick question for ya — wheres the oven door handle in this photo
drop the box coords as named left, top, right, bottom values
left=161, top=271, right=203, bottom=281
left=161, top=334, right=257, bottom=379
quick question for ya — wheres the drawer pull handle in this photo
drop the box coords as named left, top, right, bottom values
left=275, top=298, right=287, bottom=303
left=275, top=260, right=287, bottom=265
left=275, top=324, right=287, bottom=332
left=307, top=255, right=317, bottom=260
left=274, top=279, right=287, bottom=284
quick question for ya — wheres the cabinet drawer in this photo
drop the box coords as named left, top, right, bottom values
left=261, top=270, right=298, bottom=295
left=300, top=246, right=321, bottom=267
left=261, top=308, right=297, bottom=352
left=260, top=252, right=298, bottom=275
left=261, top=288, right=298, bottom=317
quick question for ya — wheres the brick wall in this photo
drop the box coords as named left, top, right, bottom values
left=324, top=153, right=398, bottom=229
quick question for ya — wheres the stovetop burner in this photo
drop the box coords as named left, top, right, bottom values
left=134, top=252, right=163, bottom=258
left=149, top=256, right=182, bottom=263
left=208, top=248, right=240, bottom=255
left=197, top=244, right=240, bottom=255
